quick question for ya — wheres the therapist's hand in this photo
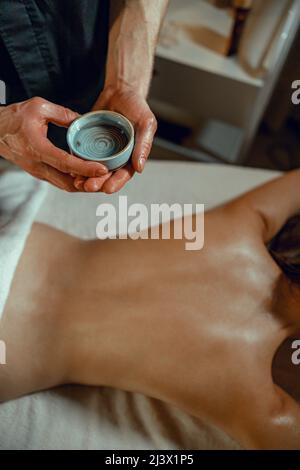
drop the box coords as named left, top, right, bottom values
left=0, top=97, right=108, bottom=191
left=73, top=85, right=157, bottom=193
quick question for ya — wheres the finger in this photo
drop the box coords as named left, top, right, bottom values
left=31, top=163, right=78, bottom=192
left=71, top=174, right=90, bottom=193
left=132, top=116, right=157, bottom=173
left=74, top=177, right=86, bottom=191
left=83, top=173, right=113, bottom=192
left=39, top=99, right=80, bottom=127
left=40, top=140, right=109, bottom=177
left=102, top=164, right=135, bottom=194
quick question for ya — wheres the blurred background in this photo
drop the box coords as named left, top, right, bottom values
left=149, top=0, right=300, bottom=171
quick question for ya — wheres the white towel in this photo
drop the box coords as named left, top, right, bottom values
left=0, top=167, right=47, bottom=319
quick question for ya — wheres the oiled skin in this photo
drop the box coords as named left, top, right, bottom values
left=1, top=170, right=300, bottom=449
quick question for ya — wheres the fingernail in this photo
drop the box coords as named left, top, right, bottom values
left=96, top=168, right=107, bottom=177
left=138, top=157, right=146, bottom=173
left=91, top=182, right=100, bottom=192
left=104, top=185, right=114, bottom=194
left=75, top=180, right=84, bottom=190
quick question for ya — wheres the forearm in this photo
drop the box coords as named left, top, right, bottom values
left=105, top=0, right=169, bottom=97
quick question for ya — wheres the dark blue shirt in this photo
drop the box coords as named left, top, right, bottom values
left=0, top=0, right=110, bottom=148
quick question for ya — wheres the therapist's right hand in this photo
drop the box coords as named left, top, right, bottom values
left=0, top=97, right=108, bottom=191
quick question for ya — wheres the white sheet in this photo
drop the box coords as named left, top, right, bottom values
left=0, top=161, right=283, bottom=450
left=0, top=168, right=46, bottom=319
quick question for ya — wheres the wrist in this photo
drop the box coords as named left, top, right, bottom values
left=103, top=78, right=149, bottom=100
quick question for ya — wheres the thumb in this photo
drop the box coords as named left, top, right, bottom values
left=40, top=101, right=80, bottom=127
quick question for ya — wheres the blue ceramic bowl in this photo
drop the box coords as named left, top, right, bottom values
left=67, top=111, right=134, bottom=171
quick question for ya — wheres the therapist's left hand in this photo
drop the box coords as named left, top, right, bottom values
left=73, top=85, right=157, bottom=193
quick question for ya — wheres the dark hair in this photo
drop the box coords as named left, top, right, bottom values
left=269, top=215, right=300, bottom=284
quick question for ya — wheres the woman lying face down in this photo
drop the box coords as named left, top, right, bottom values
left=1, top=170, right=300, bottom=449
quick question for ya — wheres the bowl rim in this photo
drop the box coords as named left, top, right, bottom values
left=67, top=110, right=134, bottom=161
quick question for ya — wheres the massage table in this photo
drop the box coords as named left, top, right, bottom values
left=0, top=160, right=296, bottom=450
